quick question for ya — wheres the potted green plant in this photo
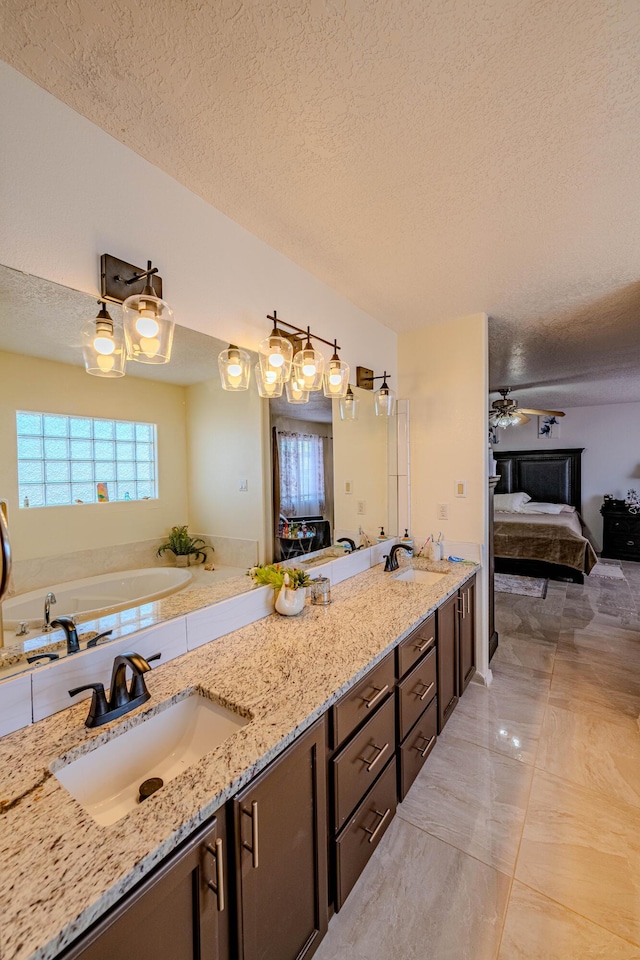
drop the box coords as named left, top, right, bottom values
left=157, top=525, right=210, bottom=567
left=248, top=564, right=311, bottom=616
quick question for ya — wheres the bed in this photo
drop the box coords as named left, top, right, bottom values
left=493, top=448, right=597, bottom=584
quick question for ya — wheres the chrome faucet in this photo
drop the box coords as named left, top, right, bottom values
left=42, top=592, right=57, bottom=631
left=69, top=650, right=162, bottom=727
left=50, top=616, right=80, bottom=655
left=383, top=543, right=414, bottom=572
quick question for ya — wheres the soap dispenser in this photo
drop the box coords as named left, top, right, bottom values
left=377, top=526, right=387, bottom=542
left=401, top=528, right=414, bottom=549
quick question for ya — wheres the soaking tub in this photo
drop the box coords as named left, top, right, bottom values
left=2, top=567, right=192, bottom=632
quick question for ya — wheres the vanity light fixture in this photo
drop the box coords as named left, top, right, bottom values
left=339, top=384, right=360, bottom=421
left=100, top=255, right=174, bottom=365
left=285, top=374, right=310, bottom=404
left=374, top=371, right=396, bottom=417
left=258, top=310, right=293, bottom=386
left=293, top=326, right=325, bottom=391
left=356, top=368, right=396, bottom=417
left=255, top=362, right=283, bottom=398
left=218, top=344, right=251, bottom=391
left=81, top=302, right=126, bottom=378
left=323, top=340, right=350, bottom=399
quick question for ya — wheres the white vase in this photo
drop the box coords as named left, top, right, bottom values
left=275, top=585, right=306, bottom=616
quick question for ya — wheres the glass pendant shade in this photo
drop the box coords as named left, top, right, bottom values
left=339, top=385, right=360, bottom=421
left=293, top=333, right=325, bottom=391
left=218, top=345, right=251, bottom=391
left=285, top=374, right=310, bottom=404
left=323, top=343, right=350, bottom=399
left=122, top=283, right=174, bottom=364
left=258, top=330, right=293, bottom=385
left=81, top=304, right=126, bottom=378
left=374, top=377, right=396, bottom=417
left=255, top=362, right=283, bottom=398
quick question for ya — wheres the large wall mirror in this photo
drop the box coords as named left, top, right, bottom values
left=0, top=264, right=397, bottom=679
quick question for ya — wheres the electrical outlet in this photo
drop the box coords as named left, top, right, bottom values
left=437, top=503, right=449, bottom=520
left=357, top=500, right=366, bottom=515
left=238, top=479, right=248, bottom=493
left=455, top=480, right=467, bottom=498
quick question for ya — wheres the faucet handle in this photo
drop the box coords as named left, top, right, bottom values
left=86, top=629, right=113, bottom=649
left=129, top=652, right=162, bottom=700
left=68, top=682, right=109, bottom=725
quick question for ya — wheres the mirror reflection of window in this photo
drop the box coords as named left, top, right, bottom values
left=279, top=432, right=325, bottom=516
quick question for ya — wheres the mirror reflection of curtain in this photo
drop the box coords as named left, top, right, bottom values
left=278, top=431, right=325, bottom=517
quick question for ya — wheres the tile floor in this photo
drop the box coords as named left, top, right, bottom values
left=314, top=560, right=640, bottom=960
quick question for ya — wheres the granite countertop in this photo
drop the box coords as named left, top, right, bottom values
left=0, top=558, right=478, bottom=960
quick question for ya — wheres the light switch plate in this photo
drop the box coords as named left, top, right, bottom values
left=357, top=500, right=366, bottom=515
left=344, top=480, right=353, bottom=495
left=455, top=480, right=467, bottom=497
left=238, top=479, right=248, bottom=492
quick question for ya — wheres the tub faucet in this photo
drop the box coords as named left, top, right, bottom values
left=50, top=616, right=80, bottom=655
left=43, top=592, right=57, bottom=631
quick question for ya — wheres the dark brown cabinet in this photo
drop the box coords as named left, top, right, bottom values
left=62, top=813, right=229, bottom=960
left=233, top=717, right=328, bottom=960
left=458, top=576, right=476, bottom=694
left=436, top=592, right=458, bottom=732
left=602, top=507, right=640, bottom=562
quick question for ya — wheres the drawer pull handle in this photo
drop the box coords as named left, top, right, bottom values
left=241, top=800, right=259, bottom=869
left=414, top=733, right=436, bottom=758
left=416, top=680, right=435, bottom=702
left=359, top=741, right=389, bottom=773
left=627, top=540, right=634, bottom=546
left=204, top=838, right=225, bottom=912
left=362, top=807, right=391, bottom=844
left=414, top=636, right=435, bottom=654
left=361, top=683, right=390, bottom=709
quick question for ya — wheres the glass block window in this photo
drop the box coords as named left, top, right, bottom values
left=16, top=412, right=158, bottom=508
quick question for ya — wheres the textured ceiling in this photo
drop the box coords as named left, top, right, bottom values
left=1, top=1, right=640, bottom=401
left=0, top=265, right=234, bottom=385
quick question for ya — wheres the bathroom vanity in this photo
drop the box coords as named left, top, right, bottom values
left=0, top=560, right=477, bottom=960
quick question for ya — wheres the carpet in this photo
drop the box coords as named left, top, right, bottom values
left=495, top=573, right=549, bottom=598
left=589, top=561, right=625, bottom=580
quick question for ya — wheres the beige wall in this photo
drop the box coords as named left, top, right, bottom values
left=0, top=351, right=189, bottom=562
left=185, top=376, right=264, bottom=550
left=399, top=314, right=489, bottom=675
left=332, top=388, right=390, bottom=540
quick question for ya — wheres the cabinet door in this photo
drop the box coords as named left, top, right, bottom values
left=233, top=717, right=328, bottom=960
left=458, top=577, right=476, bottom=694
left=63, top=814, right=229, bottom=960
left=437, top=592, right=458, bottom=732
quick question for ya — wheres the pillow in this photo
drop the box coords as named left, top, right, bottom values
left=494, top=492, right=531, bottom=513
left=520, top=502, right=566, bottom=515
left=561, top=504, right=576, bottom=514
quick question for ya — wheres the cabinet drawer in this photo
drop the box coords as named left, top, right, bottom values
left=396, top=614, right=436, bottom=679
left=334, top=758, right=397, bottom=911
left=332, top=694, right=395, bottom=831
left=397, top=647, right=437, bottom=741
left=331, top=652, right=395, bottom=749
left=607, top=534, right=640, bottom=553
left=398, top=697, right=437, bottom=801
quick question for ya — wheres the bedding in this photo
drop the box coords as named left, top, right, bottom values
left=494, top=492, right=531, bottom=512
left=494, top=510, right=597, bottom=574
left=519, top=502, right=566, bottom=515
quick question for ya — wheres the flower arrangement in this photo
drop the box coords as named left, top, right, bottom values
left=157, top=525, right=210, bottom=564
left=247, top=564, right=311, bottom=591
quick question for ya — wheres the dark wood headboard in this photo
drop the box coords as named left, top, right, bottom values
left=493, top=448, right=584, bottom=512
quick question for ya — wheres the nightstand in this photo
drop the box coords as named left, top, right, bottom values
left=601, top=505, right=640, bottom=562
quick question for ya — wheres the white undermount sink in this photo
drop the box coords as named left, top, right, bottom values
left=53, top=693, right=249, bottom=826
left=393, top=569, right=447, bottom=586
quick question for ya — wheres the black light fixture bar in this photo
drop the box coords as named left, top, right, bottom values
left=266, top=310, right=340, bottom=352
left=356, top=366, right=392, bottom=390
left=100, top=253, right=163, bottom=304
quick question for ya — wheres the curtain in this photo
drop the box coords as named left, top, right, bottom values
left=278, top=431, right=326, bottom=517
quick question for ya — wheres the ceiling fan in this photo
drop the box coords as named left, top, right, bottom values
left=489, top=388, right=565, bottom=429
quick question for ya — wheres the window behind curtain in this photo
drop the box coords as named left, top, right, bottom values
left=278, top=431, right=325, bottom=517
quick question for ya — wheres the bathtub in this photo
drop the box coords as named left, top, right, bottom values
left=2, top=567, right=192, bottom=632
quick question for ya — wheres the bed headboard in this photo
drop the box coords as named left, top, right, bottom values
left=493, top=448, right=584, bottom=512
